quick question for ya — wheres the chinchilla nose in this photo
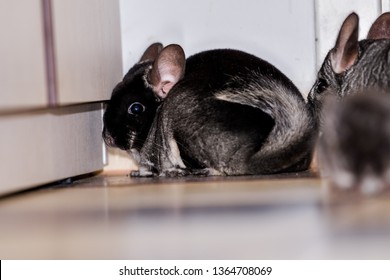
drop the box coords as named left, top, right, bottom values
left=102, top=128, right=116, bottom=147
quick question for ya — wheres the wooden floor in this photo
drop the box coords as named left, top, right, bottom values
left=1, top=171, right=390, bottom=259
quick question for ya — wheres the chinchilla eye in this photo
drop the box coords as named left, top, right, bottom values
left=316, top=78, right=329, bottom=94
left=128, top=102, right=145, bottom=115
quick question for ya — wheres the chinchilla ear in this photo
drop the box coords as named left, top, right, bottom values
left=139, top=43, right=163, bottom=62
left=148, top=44, right=186, bottom=100
left=330, top=13, right=359, bottom=74
left=367, top=12, right=390, bottom=39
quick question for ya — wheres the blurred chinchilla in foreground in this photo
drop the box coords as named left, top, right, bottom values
left=103, top=43, right=316, bottom=177
left=310, top=12, right=390, bottom=194
left=319, top=93, right=390, bottom=194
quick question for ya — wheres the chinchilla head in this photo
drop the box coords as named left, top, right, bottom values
left=308, top=12, right=390, bottom=123
left=102, top=43, right=186, bottom=152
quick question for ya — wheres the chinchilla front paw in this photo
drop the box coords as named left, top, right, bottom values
left=160, top=168, right=189, bottom=177
left=160, top=167, right=222, bottom=177
left=130, top=166, right=157, bottom=177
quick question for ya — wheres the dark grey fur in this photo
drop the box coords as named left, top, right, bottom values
left=103, top=43, right=315, bottom=177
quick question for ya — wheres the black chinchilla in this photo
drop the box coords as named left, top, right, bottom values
left=103, top=43, right=316, bottom=177
left=309, top=12, right=390, bottom=193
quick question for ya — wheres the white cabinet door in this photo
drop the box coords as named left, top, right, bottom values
left=0, top=0, right=123, bottom=194
left=0, top=104, right=105, bottom=194
left=52, top=0, right=122, bottom=105
left=0, top=0, right=47, bottom=110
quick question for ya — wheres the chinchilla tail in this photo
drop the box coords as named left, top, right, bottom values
left=214, top=77, right=316, bottom=174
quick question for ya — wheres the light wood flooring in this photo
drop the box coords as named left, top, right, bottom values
left=1, top=171, right=390, bottom=259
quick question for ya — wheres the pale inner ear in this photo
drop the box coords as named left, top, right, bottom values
left=367, top=12, right=390, bottom=40
left=148, top=44, right=186, bottom=99
left=331, top=13, right=359, bottom=74
left=139, top=43, right=163, bottom=63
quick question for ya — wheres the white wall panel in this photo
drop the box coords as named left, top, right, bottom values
left=382, top=0, right=390, bottom=12
left=120, top=0, right=316, bottom=94
left=315, top=0, right=381, bottom=70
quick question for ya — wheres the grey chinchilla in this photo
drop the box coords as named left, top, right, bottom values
left=308, top=12, right=390, bottom=123
left=103, top=43, right=316, bottom=177
left=309, top=12, right=390, bottom=193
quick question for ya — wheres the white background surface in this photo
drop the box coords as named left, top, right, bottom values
left=315, top=0, right=382, bottom=69
left=119, top=0, right=388, bottom=96
left=120, top=0, right=316, bottom=94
